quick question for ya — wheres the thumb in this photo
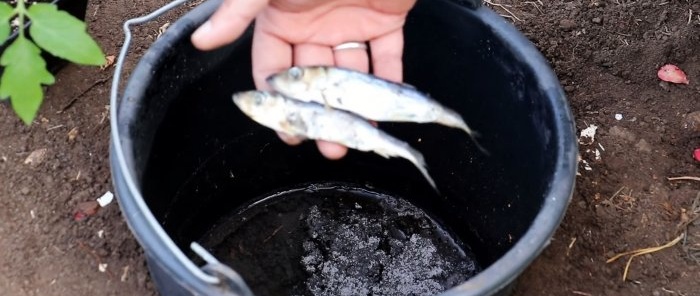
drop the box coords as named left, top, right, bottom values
left=191, top=0, right=269, bottom=50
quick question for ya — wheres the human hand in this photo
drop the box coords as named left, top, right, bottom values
left=191, top=0, right=416, bottom=160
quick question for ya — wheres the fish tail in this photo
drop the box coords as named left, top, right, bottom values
left=464, top=128, right=490, bottom=156
left=402, top=145, right=439, bottom=193
left=437, top=111, right=490, bottom=156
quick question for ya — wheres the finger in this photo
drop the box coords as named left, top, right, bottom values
left=276, top=131, right=303, bottom=146
left=369, top=29, right=404, bottom=82
left=293, top=43, right=334, bottom=66
left=294, top=44, right=348, bottom=159
left=251, top=29, right=292, bottom=90
left=316, top=140, right=348, bottom=160
left=333, top=44, right=370, bottom=73
left=191, top=0, right=269, bottom=50
left=251, top=29, right=300, bottom=145
left=369, top=0, right=417, bottom=14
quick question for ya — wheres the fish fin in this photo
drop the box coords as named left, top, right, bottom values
left=374, top=149, right=393, bottom=159
left=322, top=96, right=332, bottom=110
left=402, top=82, right=417, bottom=90
left=416, top=162, right=439, bottom=193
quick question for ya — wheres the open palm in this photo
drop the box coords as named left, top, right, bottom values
left=192, top=0, right=417, bottom=159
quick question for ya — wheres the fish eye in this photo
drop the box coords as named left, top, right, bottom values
left=253, top=93, right=265, bottom=104
left=288, top=67, right=303, bottom=80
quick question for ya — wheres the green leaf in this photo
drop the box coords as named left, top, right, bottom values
left=0, top=36, right=55, bottom=124
left=0, top=2, right=13, bottom=42
left=26, top=3, right=104, bottom=65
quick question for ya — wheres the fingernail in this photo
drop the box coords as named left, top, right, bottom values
left=192, top=20, right=212, bottom=40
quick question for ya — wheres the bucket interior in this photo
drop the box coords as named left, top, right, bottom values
left=119, top=0, right=565, bottom=294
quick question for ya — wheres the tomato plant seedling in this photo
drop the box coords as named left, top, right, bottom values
left=0, top=0, right=105, bottom=124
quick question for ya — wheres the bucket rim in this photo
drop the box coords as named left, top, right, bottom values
left=442, top=5, right=578, bottom=296
left=109, top=0, right=578, bottom=295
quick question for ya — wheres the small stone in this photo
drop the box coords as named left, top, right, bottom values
left=635, top=139, right=652, bottom=153
left=659, top=81, right=670, bottom=92
left=682, top=111, right=700, bottom=133
left=608, top=126, right=636, bottom=142
left=137, top=271, right=148, bottom=287
left=559, top=19, right=577, bottom=31
left=20, top=187, right=30, bottom=195
left=96, top=248, right=110, bottom=257
left=577, top=201, right=587, bottom=209
left=24, top=148, right=48, bottom=166
left=564, top=85, right=575, bottom=92
left=67, top=127, right=79, bottom=141
left=592, top=17, right=602, bottom=24
left=74, top=201, right=100, bottom=221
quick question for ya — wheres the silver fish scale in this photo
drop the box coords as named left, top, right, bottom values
left=232, top=91, right=437, bottom=190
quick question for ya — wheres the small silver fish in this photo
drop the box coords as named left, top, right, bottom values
left=232, top=90, right=437, bottom=190
left=266, top=66, right=487, bottom=154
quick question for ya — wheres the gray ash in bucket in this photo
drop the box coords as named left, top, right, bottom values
left=301, top=203, right=476, bottom=296
left=198, top=184, right=480, bottom=296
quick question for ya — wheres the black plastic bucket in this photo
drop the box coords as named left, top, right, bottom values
left=109, top=0, right=578, bottom=295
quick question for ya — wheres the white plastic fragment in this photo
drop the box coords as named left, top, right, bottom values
left=581, top=160, right=593, bottom=171
left=615, top=114, right=623, bottom=120
left=121, top=266, right=130, bottom=282
left=97, top=191, right=114, bottom=207
left=579, top=124, right=598, bottom=145
left=97, top=230, right=104, bottom=239
left=595, top=149, right=601, bottom=161
left=98, top=263, right=108, bottom=273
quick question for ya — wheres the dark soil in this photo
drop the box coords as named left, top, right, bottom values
left=1, top=0, right=699, bottom=295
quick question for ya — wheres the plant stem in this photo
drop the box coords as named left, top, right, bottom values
left=15, top=0, right=26, bottom=37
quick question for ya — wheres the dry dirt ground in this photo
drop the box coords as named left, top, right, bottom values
left=1, top=0, right=699, bottom=295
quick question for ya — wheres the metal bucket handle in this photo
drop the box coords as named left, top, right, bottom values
left=109, top=0, right=254, bottom=295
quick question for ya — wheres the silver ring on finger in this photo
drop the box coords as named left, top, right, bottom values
left=332, top=41, right=368, bottom=51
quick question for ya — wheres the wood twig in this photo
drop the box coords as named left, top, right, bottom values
left=606, top=234, right=684, bottom=281
left=524, top=1, right=544, bottom=14
left=77, top=241, right=115, bottom=279
left=689, top=9, right=693, bottom=25
left=59, top=76, right=110, bottom=113
left=484, top=0, right=523, bottom=22
left=668, top=176, right=700, bottom=182
left=263, top=225, right=284, bottom=243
